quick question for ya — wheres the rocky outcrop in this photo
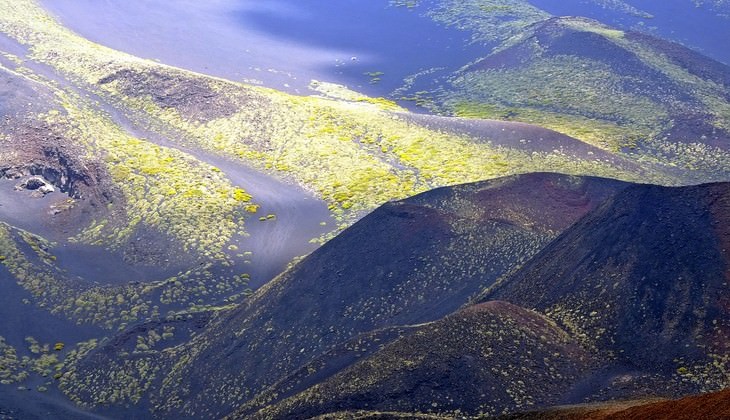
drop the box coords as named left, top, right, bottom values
left=0, top=119, right=118, bottom=207
left=15, top=175, right=55, bottom=196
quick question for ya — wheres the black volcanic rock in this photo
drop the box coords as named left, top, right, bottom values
left=249, top=301, right=598, bottom=419
left=19, top=176, right=50, bottom=191
left=236, top=181, right=730, bottom=419
left=484, top=182, right=730, bottom=389
left=132, top=173, right=628, bottom=417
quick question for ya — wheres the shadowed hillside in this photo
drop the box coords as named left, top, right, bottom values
left=248, top=301, right=599, bottom=419
left=233, top=181, right=730, bottom=419
left=486, top=181, right=730, bottom=396
left=64, top=173, right=629, bottom=417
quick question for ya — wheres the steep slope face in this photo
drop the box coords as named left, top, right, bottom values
left=430, top=16, right=730, bottom=176
left=249, top=301, right=598, bottom=419
left=237, top=181, right=730, bottom=419
left=486, top=182, right=730, bottom=397
left=65, top=173, right=627, bottom=417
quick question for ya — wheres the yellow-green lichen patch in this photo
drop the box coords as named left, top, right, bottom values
left=44, top=92, right=250, bottom=256
left=424, top=0, right=550, bottom=44
left=0, top=222, right=251, bottom=329
left=116, top=81, right=664, bottom=223
left=608, top=35, right=730, bottom=133
left=0, top=0, right=664, bottom=230
left=0, top=337, right=26, bottom=385
left=673, top=353, right=730, bottom=393
left=561, top=18, right=625, bottom=39
left=452, top=102, right=649, bottom=151
left=0, top=335, right=95, bottom=388
left=56, top=338, right=156, bottom=407
left=309, top=81, right=404, bottom=111
left=445, top=55, right=669, bottom=151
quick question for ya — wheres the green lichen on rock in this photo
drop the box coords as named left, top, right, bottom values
left=0, top=222, right=251, bottom=330
left=0, top=0, right=668, bottom=230
left=44, top=92, right=250, bottom=256
left=422, top=16, right=730, bottom=180
left=447, top=54, right=668, bottom=150
left=424, top=0, right=550, bottom=44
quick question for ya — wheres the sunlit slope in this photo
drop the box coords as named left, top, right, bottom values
left=0, top=0, right=683, bottom=228
left=426, top=16, right=730, bottom=166
left=0, top=54, right=254, bottom=256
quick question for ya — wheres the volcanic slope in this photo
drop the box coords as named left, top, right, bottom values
left=424, top=16, right=730, bottom=177
left=248, top=300, right=599, bottom=419
left=504, top=388, right=730, bottom=420
left=1, top=1, right=729, bottom=417
left=0, top=0, right=714, bottom=227
left=485, top=181, right=730, bottom=399
left=238, top=181, right=730, bottom=419
left=62, top=173, right=629, bottom=417
left=0, top=1, right=695, bottom=414
left=0, top=0, right=671, bottom=288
